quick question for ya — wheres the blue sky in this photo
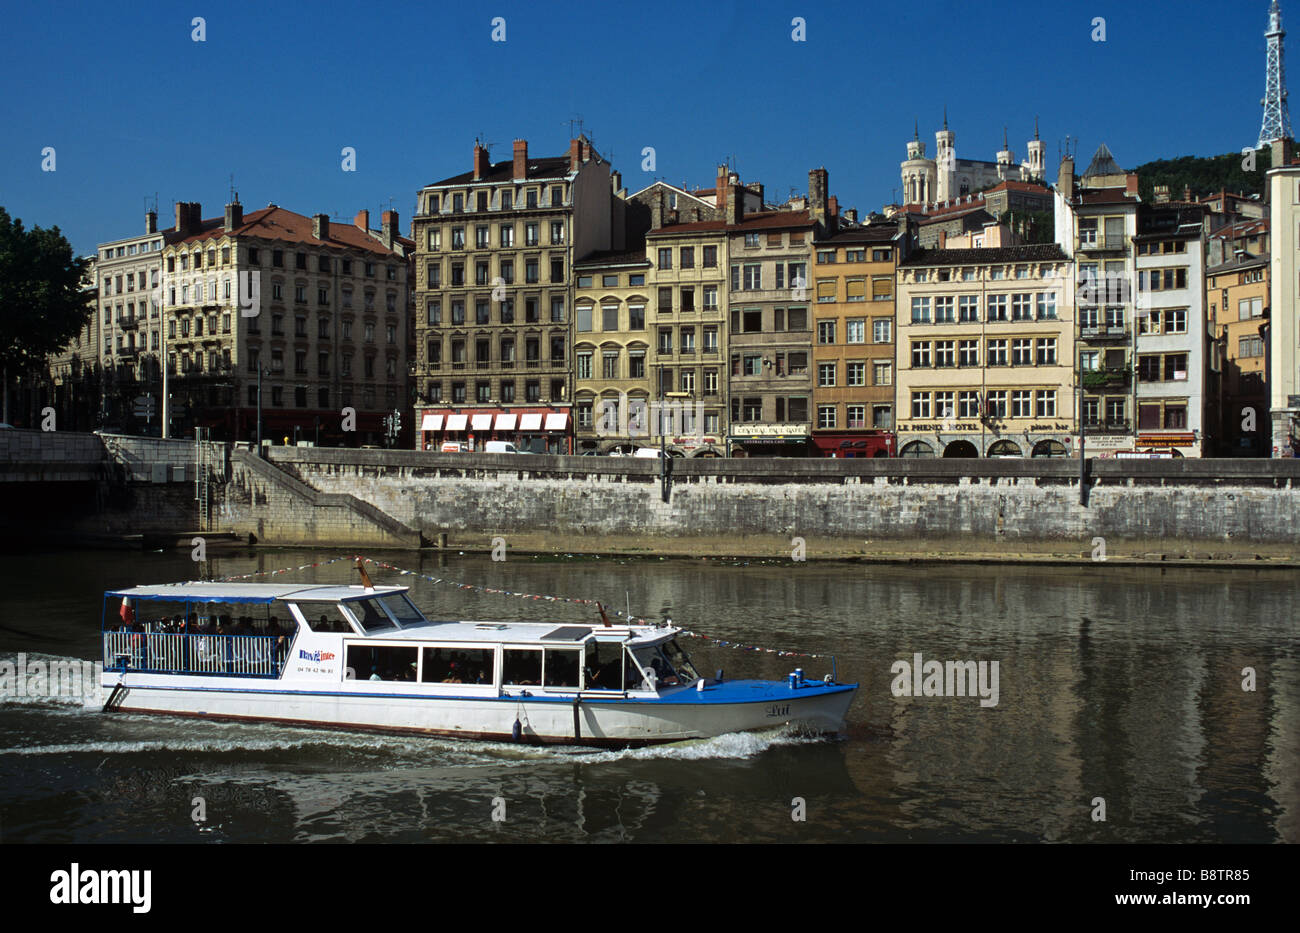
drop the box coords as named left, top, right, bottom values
left=0, top=0, right=1283, bottom=256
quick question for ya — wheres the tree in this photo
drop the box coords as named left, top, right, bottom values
left=0, top=207, right=92, bottom=420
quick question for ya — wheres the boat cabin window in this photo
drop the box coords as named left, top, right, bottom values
left=344, top=598, right=398, bottom=634
left=630, top=640, right=699, bottom=688
left=421, top=647, right=493, bottom=684
left=346, top=644, right=418, bottom=681
left=583, top=641, right=629, bottom=691
left=379, top=594, right=425, bottom=627
left=543, top=648, right=581, bottom=688
left=502, top=649, right=542, bottom=686
left=297, top=604, right=356, bottom=634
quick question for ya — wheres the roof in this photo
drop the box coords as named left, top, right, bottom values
left=983, top=180, right=1052, bottom=195
left=899, top=244, right=1070, bottom=267
left=815, top=224, right=900, bottom=245
left=169, top=206, right=405, bottom=256
left=426, top=155, right=573, bottom=188
left=645, top=209, right=813, bottom=238
left=1083, top=143, right=1124, bottom=177
left=574, top=248, right=648, bottom=268
left=916, top=205, right=994, bottom=224
left=1076, top=189, right=1138, bottom=205
left=1211, top=218, right=1269, bottom=238
left=1207, top=251, right=1270, bottom=275
left=107, top=583, right=409, bottom=603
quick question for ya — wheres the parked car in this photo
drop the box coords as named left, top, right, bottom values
left=440, top=441, right=466, bottom=453
left=484, top=440, right=521, bottom=454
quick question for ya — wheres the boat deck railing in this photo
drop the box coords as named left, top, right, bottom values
left=103, top=631, right=289, bottom=678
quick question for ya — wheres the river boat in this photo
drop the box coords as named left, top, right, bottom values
left=99, top=566, right=856, bottom=746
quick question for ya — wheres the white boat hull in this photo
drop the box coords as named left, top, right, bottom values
left=101, top=674, right=857, bottom=746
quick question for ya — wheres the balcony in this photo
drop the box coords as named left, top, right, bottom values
left=1076, top=233, right=1126, bottom=253
left=1081, top=367, right=1131, bottom=389
left=1080, top=324, right=1129, bottom=341
left=117, top=316, right=139, bottom=330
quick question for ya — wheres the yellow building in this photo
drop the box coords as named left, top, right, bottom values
left=643, top=219, right=730, bottom=455
left=1208, top=251, right=1268, bottom=454
left=810, top=222, right=899, bottom=456
left=573, top=249, right=653, bottom=453
left=895, top=239, right=1076, bottom=458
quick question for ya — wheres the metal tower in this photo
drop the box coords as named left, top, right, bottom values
left=1260, top=1, right=1293, bottom=147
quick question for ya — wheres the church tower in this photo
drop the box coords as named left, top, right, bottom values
left=1025, top=117, right=1046, bottom=180
left=901, top=120, right=937, bottom=205
left=934, top=108, right=956, bottom=201
left=996, top=126, right=1015, bottom=180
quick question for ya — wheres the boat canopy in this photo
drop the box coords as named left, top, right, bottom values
left=105, top=583, right=410, bottom=604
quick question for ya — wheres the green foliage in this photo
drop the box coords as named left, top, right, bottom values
left=998, top=209, right=1055, bottom=244
left=1132, top=146, right=1285, bottom=203
left=0, top=207, right=92, bottom=372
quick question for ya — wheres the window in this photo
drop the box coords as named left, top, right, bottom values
left=1163, top=309, right=1187, bottom=333
left=1036, top=338, right=1057, bottom=365
left=680, top=288, right=695, bottom=313
left=1036, top=292, right=1057, bottom=320
left=911, top=392, right=932, bottom=419
left=703, top=245, right=718, bottom=268
left=987, top=339, right=1007, bottom=366
left=550, top=221, right=565, bottom=245
left=743, top=264, right=761, bottom=289
left=817, top=321, right=836, bottom=344
left=872, top=319, right=892, bottom=343
left=844, top=319, right=865, bottom=344
left=847, top=361, right=866, bottom=386
left=934, top=296, right=955, bottom=323
left=911, top=341, right=932, bottom=368
left=576, top=351, right=593, bottom=380
left=741, top=355, right=762, bottom=377
left=550, top=258, right=564, bottom=283
left=658, top=248, right=673, bottom=270
left=1012, top=294, right=1033, bottom=320
left=1011, top=339, right=1033, bottom=366
left=958, top=295, right=979, bottom=322
left=958, top=340, right=979, bottom=367
left=911, top=296, right=931, bottom=323
left=1035, top=390, right=1056, bottom=418
left=934, top=340, right=955, bottom=367
left=680, top=327, right=696, bottom=353
left=1239, top=335, right=1265, bottom=357
left=680, top=247, right=694, bottom=269
left=818, top=405, right=837, bottom=429
left=987, top=295, right=1008, bottom=321
left=816, top=280, right=837, bottom=303
left=818, top=362, right=836, bottom=387
left=986, top=391, right=1007, bottom=418
left=1010, top=390, right=1032, bottom=418
left=958, top=391, right=980, bottom=419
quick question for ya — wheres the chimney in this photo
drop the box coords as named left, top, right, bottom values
left=650, top=190, right=664, bottom=231
left=938, top=230, right=947, bottom=248
left=313, top=213, right=329, bottom=240
left=808, top=167, right=829, bottom=227
left=580, top=138, right=591, bottom=163
left=473, top=142, right=490, bottom=181
left=1058, top=157, right=1075, bottom=202
left=1126, top=173, right=1139, bottom=197
left=828, top=195, right=839, bottom=218
left=726, top=183, right=743, bottom=225
left=569, top=138, right=582, bottom=172
left=844, top=208, right=858, bottom=224
left=224, top=200, right=243, bottom=233
left=382, top=210, right=397, bottom=248
left=146, top=210, right=157, bottom=234
left=354, top=209, right=370, bottom=232
left=513, top=139, right=528, bottom=181
left=716, top=165, right=728, bottom=213
left=610, top=170, right=622, bottom=195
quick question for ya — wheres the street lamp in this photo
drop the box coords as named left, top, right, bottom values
left=255, top=366, right=271, bottom=455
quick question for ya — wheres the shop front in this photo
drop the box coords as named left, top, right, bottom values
left=1134, top=432, right=1198, bottom=458
left=418, top=408, right=572, bottom=454
left=729, top=423, right=811, bottom=457
left=810, top=431, right=895, bottom=458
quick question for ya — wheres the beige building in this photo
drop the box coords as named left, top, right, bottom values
left=411, top=136, right=617, bottom=453
left=161, top=200, right=413, bottom=444
left=643, top=218, right=730, bottom=455
left=895, top=238, right=1075, bottom=458
left=572, top=249, right=654, bottom=453
left=1268, top=161, right=1300, bottom=454
left=1207, top=247, right=1268, bottom=454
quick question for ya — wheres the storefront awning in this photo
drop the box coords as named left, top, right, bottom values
left=519, top=413, right=543, bottom=431
left=471, top=413, right=494, bottom=431
left=495, top=413, right=518, bottom=430
left=544, top=412, right=569, bottom=431
left=445, top=414, right=468, bottom=431
left=420, top=414, right=444, bottom=431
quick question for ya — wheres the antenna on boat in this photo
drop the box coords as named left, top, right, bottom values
left=355, top=560, right=375, bottom=592
left=595, top=601, right=612, bottom=628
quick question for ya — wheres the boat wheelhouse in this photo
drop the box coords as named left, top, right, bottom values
left=100, top=577, right=857, bottom=746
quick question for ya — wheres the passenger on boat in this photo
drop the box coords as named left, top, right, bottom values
left=369, top=666, right=382, bottom=681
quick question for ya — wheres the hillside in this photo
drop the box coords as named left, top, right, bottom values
left=1131, top=146, right=1285, bottom=202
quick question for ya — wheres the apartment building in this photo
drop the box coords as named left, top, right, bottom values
left=1133, top=205, right=1208, bottom=456
left=1053, top=145, right=1141, bottom=455
left=94, top=214, right=170, bottom=431
left=643, top=216, right=730, bottom=455
left=1207, top=241, right=1269, bottom=455
left=412, top=136, right=616, bottom=453
left=45, top=255, right=102, bottom=432
left=809, top=221, right=900, bottom=456
left=895, top=237, right=1075, bottom=458
left=161, top=200, right=413, bottom=444
left=572, top=249, right=654, bottom=453
left=1268, top=161, right=1300, bottom=455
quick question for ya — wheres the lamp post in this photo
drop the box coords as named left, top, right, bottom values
left=255, top=366, right=270, bottom=455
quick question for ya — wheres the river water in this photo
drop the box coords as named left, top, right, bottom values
left=0, top=547, right=1295, bottom=843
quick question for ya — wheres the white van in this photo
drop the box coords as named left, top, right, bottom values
left=484, top=441, right=520, bottom=454
left=631, top=447, right=665, bottom=459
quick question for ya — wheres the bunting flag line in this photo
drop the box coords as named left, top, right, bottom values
left=215, top=554, right=830, bottom=659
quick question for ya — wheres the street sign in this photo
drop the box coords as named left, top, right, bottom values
left=133, top=395, right=156, bottom=419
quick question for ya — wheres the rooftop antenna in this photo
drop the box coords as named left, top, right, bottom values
left=565, top=115, right=585, bottom=138
left=229, top=173, right=236, bottom=202
left=475, top=133, right=496, bottom=158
